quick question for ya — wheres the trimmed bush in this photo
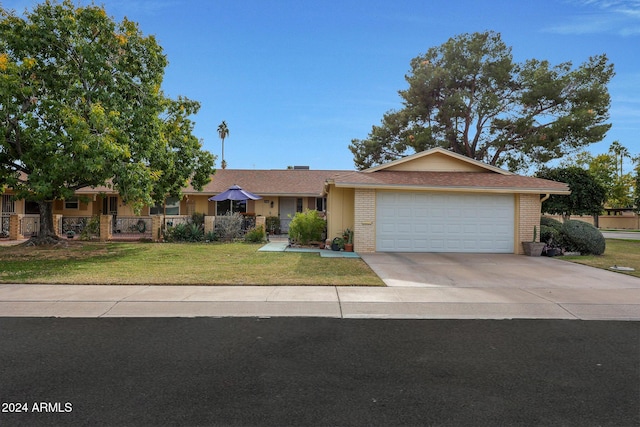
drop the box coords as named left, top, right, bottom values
left=244, top=225, right=266, bottom=243
left=560, top=220, right=605, bottom=255
left=288, top=210, right=326, bottom=245
left=539, top=225, right=557, bottom=244
left=541, top=216, right=562, bottom=231
left=540, top=217, right=565, bottom=248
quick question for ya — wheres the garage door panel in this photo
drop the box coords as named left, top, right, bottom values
left=376, top=192, right=514, bottom=253
left=414, top=224, right=428, bottom=233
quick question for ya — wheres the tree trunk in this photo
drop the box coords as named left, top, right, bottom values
left=36, top=200, right=60, bottom=242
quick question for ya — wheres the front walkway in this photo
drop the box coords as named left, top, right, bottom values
left=259, top=241, right=360, bottom=258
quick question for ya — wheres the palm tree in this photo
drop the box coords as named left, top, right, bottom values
left=217, top=121, right=230, bottom=169
left=609, top=141, right=629, bottom=177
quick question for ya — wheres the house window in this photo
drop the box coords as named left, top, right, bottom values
left=216, top=199, right=246, bottom=215
left=296, top=198, right=303, bottom=213
left=315, top=197, right=326, bottom=212
left=65, top=198, right=79, bottom=210
left=25, top=201, right=40, bottom=214
left=150, top=197, right=180, bottom=215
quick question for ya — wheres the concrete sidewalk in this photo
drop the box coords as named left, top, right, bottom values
left=1, top=283, right=639, bottom=320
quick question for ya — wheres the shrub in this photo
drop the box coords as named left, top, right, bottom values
left=215, top=212, right=243, bottom=241
left=186, top=223, right=203, bottom=242
left=204, top=231, right=217, bottom=242
left=539, top=225, right=557, bottom=245
left=560, top=220, right=606, bottom=255
left=540, top=217, right=565, bottom=247
left=162, top=213, right=206, bottom=243
left=541, top=216, right=562, bottom=231
left=191, top=212, right=205, bottom=229
left=80, top=216, right=100, bottom=240
left=288, top=210, right=326, bottom=245
left=244, top=225, right=265, bottom=243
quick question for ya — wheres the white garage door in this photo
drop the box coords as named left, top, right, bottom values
left=376, top=192, right=514, bottom=253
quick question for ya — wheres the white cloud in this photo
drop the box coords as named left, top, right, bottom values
left=544, top=0, right=640, bottom=35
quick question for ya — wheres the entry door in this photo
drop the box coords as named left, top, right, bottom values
left=279, top=198, right=296, bottom=233
left=102, top=196, right=118, bottom=230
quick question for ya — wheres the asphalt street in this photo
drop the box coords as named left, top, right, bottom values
left=1, top=318, right=638, bottom=427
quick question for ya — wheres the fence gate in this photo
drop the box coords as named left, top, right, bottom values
left=1, top=195, right=14, bottom=237
left=21, top=214, right=40, bottom=237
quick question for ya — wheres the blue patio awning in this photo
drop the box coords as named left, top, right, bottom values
left=208, top=184, right=262, bottom=201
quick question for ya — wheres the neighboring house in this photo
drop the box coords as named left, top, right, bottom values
left=323, top=148, right=570, bottom=254
left=1, top=148, right=571, bottom=254
left=181, top=168, right=347, bottom=232
left=0, top=168, right=344, bottom=236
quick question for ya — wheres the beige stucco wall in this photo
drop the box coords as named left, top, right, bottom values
left=326, top=186, right=355, bottom=240
left=183, top=195, right=209, bottom=215
left=251, top=197, right=279, bottom=217
left=53, top=199, right=94, bottom=216
left=544, top=214, right=640, bottom=229
left=384, top=152, right=487, bottom=172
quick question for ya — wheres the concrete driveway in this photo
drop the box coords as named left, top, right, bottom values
left=357, top=252, right=640, bottom=320
left=360, top=252, right=640, bottom=289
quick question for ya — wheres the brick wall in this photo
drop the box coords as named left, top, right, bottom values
left=518, top=194, right=541, bottom=254
left=354, top=188, right=376, bottom=253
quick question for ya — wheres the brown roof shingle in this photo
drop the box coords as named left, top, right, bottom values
left=330, top=171, right=570, bottom=194
left=185, top=169, right=349, bottom=196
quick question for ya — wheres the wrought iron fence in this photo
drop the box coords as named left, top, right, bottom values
left=1, top=213, right=9, bottom=237
left=113, top=216, right=152, bottom=239
left=21, top=214, right=40, bottom=237
left=164, top=215, right=190, bottom=229
left=60, top=216, right=100, bottom=239
left=61, top=216, right=92, bottom=236
left=242, top=215, right=256, bottom=231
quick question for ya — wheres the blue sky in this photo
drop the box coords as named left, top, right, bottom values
left=4, top=0, right=640, bottom=171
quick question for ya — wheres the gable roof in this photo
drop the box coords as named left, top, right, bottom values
left=364, top=147, right=513, bottom=175
left=324, top=148, right=570, bottom=194
left=185, top=169, right=349, bottom=197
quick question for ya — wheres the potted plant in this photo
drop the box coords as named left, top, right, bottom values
left=344, top=228, right=354, bottom=252
left=66, top=230, right=75, bottom=239
left=522, top=226, right=546, bottom=256
left=331, top=237, right=345, bottom=251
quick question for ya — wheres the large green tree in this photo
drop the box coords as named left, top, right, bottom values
left=350, top=31, right=614, bottom=171
left=561, top=142, right=635, bottom=208
left=536, top=166, right=606, bottom=221
left=0, top=1, right=214, bottom=241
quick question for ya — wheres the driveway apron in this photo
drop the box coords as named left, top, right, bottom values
left=360, top=252, right=640, bottom=289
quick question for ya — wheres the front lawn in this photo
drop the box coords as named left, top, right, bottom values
left=0, top=242, right=384, bottom=286
left=562, top=238, right=640, bottom=278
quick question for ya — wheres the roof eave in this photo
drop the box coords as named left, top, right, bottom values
left=332, top=182, right=570, bottom=194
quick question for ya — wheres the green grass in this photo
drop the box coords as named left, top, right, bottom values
left=562, top=239, right=640, bottom=278
left=0, top=242, right=384, bottom=286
